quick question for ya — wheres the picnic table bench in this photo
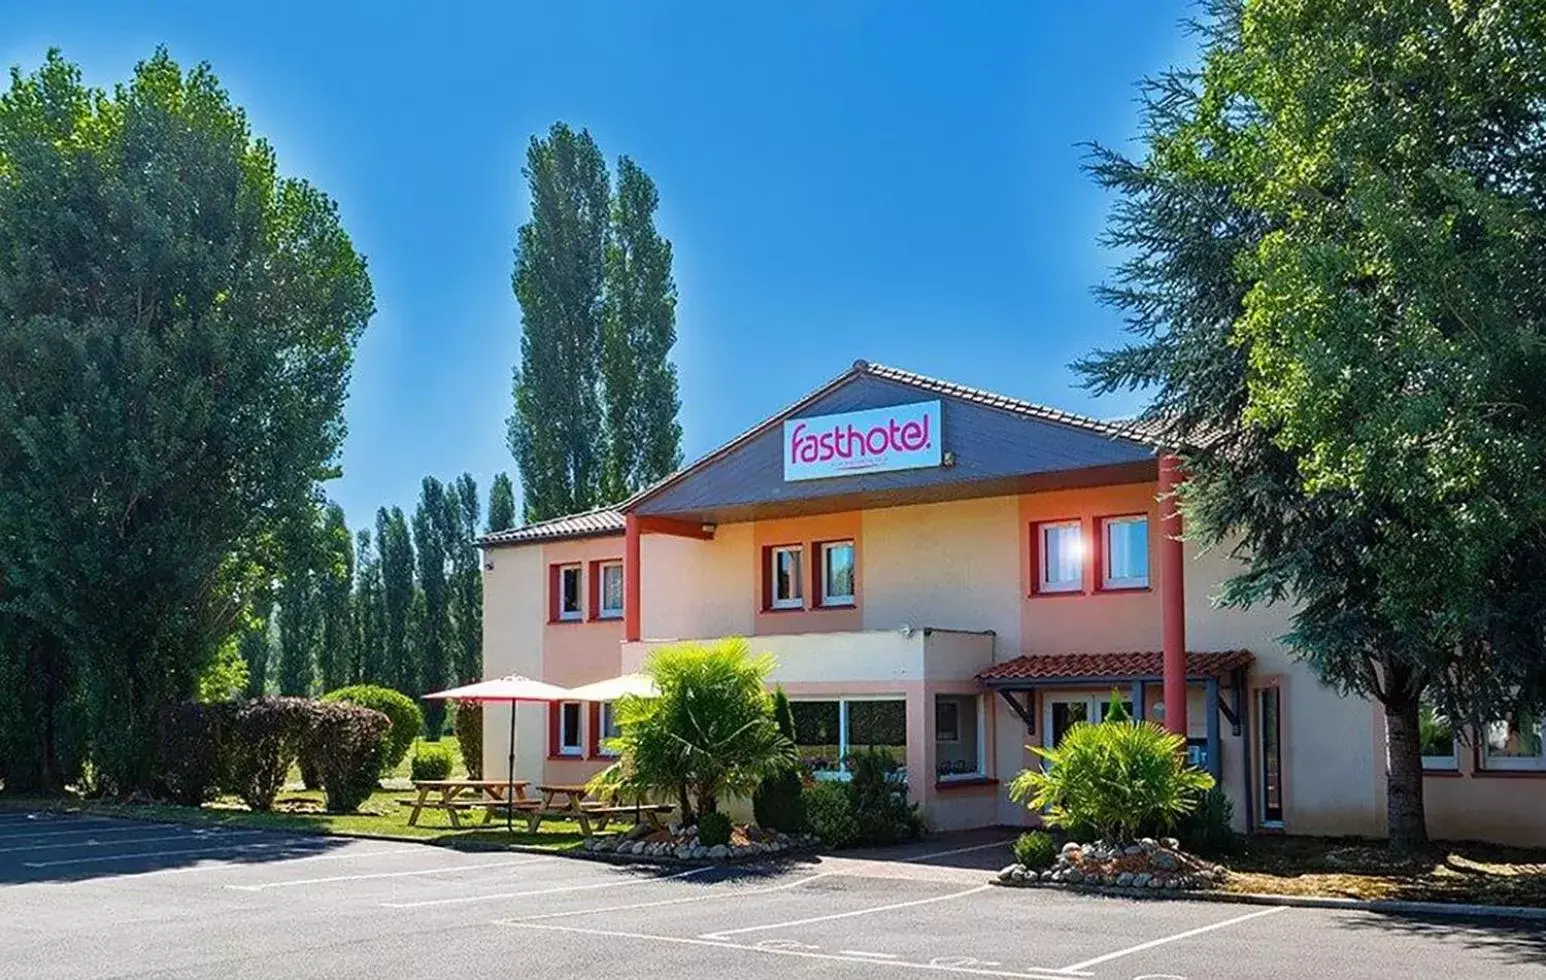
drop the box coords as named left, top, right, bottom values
left=403, top=779, right=534, bottom=828
left=526, top=783, right=673, bottom=836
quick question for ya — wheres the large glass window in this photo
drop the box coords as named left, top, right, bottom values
left=1482, top=708, right=1545, bottom=771
left=934, top=694, right=983, bottom=780
left=1101, top=515, right=1149, bottom=589
left=1038, top=521, right=1083, bottom=593
left=598, top=561, right=624, bottom=619
left=770, top=545, right=804, bottom=609
left=790, top=698, right=907, bottom=779
left=820, top=541, right=856, bottom=606
left=556, top=564, right=583, bottom=621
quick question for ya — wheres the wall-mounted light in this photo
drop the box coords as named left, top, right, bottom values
left=942, top=450, right=956, bottom=468
left=483, top=560, right=495, bottom=571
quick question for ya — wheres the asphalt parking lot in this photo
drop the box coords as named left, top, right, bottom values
left=0, top=811, right=1541, bottom=979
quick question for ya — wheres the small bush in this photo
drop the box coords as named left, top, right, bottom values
left=1008, top=719, right=1214, bottom=842
left=321, top=685, right=422, bottom=775
left=157, top=701, right=233, bottom=806
left=752, top=689, right=806, bottom=832
left=1176, top=786, right=1238, bottom=856
left=453, top=700, right=483, bottom=779
left=226, top=697, right=315, bottom=812
left=804, top=780, right=859, bottom=848
left=848, top=747, right=922, bottom=846
left=297, top=750, right=323, bottom=790
left=1013, top=830, right=1058, bottom=870
left=696, top=810, right=733, bottom=848
left=410, top=743, right=455, bottom=781
left=307, top=701, right=391, bottom=813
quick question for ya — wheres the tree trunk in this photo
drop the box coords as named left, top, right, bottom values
left=1383, top=692, right=1429, bottom=853
left=676, top=781, right=694, bottom=826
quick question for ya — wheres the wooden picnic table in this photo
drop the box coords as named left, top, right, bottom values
left=532, top=783, right=672, bottom=836
left=404, top=779, right=534, bottom=828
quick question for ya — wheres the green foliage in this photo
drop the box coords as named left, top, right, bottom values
left=410, top=742, right=455, bottom=781
left=1102, top=691, right=1129, bottom=723
left=486, top=473, right=517, bottom=534
left=0, top=49, right=373, bottom=792
left=321, top=685, right=423, bottom=775
left=1009, top=720, right=1214, bottom=843
left=752, top=688, right=806, bottom=832
left=226, top=697, right=316, bottom=812
left=316, top=503, right=356, bottom=693
left=453, top=700, right=484, bottom=780
left=156, top=702, right=232, bottom=807
left=1013, top=830, right=1057, bottom=870
left=1175, top=786, right=1238, bottom=858
left=197, top=639, right=250, bottom=704
left=448, top=473, right=483, bottom=685
left=590, top=638, right=796, bottom=820
left=412, top=478, right=453, bottom=735
left=0, top=626, right=83, bottom=794
left=696, top=810, right=732, bottom=848
left=803, top=780, right=859, bottom=848
left=353, top=529, right=386, bottom=688
left=1418, top=702, right=1454, bottom=759
left=847, top=746, right=922, bottom=846
left=306, top=701, right=390, bottom=813
left=376, top=508, right=416, bottom=695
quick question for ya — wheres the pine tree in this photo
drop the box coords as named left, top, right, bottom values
left=601, top=156, right=682, bottom=500
left=507, top=123, right=610, bottom=522
left=487, top=473, right=516, bottom=533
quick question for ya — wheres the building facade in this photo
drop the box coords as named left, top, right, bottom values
left=480, top=361, right=1546, bottom=845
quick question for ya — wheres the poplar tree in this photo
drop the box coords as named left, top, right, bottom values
left=413, top=478, right=453, bottom=733
left=487, top=473, right=517, bottom=533
left=317, top=503, right=355, bottom=692
left=353, top=529, right=385, bottom=686
left=377, top=507, right=416, bottom=696
left=449, top=473, right=483, bottom=684
left=508, top=123, right=610, bottom=522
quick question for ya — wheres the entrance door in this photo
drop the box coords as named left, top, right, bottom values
left=1042, top=695, right=1135, bottom=748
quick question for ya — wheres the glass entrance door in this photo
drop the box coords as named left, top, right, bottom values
left=1043, top=695, right=1135, bottom=748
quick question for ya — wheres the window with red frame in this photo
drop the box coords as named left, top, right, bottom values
left=552, top=564, right=583, bottom=621
left=1098, top=515, right=1149, bottom=590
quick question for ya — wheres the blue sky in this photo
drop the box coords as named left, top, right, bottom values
left=6, top=1, right=1196, bottom=530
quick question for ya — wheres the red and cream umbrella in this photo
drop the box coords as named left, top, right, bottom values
left=423, top=675, right=573, bottom=831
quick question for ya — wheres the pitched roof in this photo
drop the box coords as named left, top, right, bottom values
left=479, top=507, right=624, bottom=548
left=978, top=650, right=1253, bottom=684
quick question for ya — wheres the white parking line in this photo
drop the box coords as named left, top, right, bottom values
left=0, top=823, right=184, bottom=842
left=24, top=838, right=341, bottom=868
left=140, top=847, right=420, bottom=876
left=227, top=856, right=550, bottom=891
left=900, top=841, right=1013, bottom=863
left=506, top=921, right=1074, bottom=980
left=495, top=871, right=833, bottom=922
left=1053, top=906, right=1290, bottom=973
left=0, top=830, right=256, bottom=854
left=380, top=866, right=713, bottom=909
left=701, top=884, right=991, bottom=940
left=842, top=950, right=900, bottom=959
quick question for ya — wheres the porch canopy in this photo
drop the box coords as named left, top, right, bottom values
left=978, top=650, right=1254, bottom=783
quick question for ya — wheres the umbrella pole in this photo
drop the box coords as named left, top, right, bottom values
left=507, top=702, right=517, bottom=834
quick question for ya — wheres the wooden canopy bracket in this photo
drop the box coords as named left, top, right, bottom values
left=997, top=689, right=1036, bottom=734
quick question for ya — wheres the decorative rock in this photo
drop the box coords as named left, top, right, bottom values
left=999, top=864, right=1023, bottom=882
left=1131, top=872, right=1151, bottom=888
left=675, top=844, right=693, bottom=859
left=1123, top=844, right=1145, bottom=856
left=1164, top=877, right=1181, bottom=890
left=1152, top=851, right=1180, bottom=871
left=1010, top=868, right=1029, bottom=883
left=1060, top=842, right=1082, bottom=856
left=1050, top=870, right=1066, bottom=883
left=1140, top=838, right=1158, bottom=851
left=690, top=845, right=709, bottom=860
left=1115, top=872, right=1135, bottom=887
left=707, top=844, right=730, bottom=861
left=1147, top=876, right=1164, bottom=889
left=1064, top=869, right=1084, bottom=885
left=1161, top=837, right=1180, bottom=850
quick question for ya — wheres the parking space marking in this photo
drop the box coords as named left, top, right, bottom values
left=505, top=921, right=1075, bottom=980
left=23, top=837, right=343, bottom=868
left=842, top=950, right=901, bottom=959
left=1054, top=906, right=1289, bottom=974
left=495, top=871, right=833, bottom=923
left=0, top=829, right=258, bottom=854
left=139, top=847, right=420, bottom=876
left=380, top=865, right=713, bottom=909
left=0, top=823, right=187, bottom=842
left=700, top=884, right=991, bottom=940
left=226, top=856, right=550, bottom=891
left=900, top=841, right=1013, bottom=863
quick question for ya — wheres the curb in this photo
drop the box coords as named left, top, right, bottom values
left=989, top=878, right=1546, bottom=922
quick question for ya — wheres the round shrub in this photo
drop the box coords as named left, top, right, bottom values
left=226, top=697, right=315, bottom=812
left=453, top=699, right=483, bottom=780
left=307, top=701, right=391, bottom=813
left=1176, top=786, right=1239, bottom=856
left=157, top=701, right=233, bottom=806
left=696, top=810, right=733, bottom=848
left=804, top=780, right=859, bottom=848
left=321, top=685, right=422, bottom=775
left=1013, top=830, right=1057, bottom=870
left=410, top=743, right=455, bottom=781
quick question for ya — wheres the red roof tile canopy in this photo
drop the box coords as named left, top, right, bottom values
left=978, top=650, right=1253, bottom=684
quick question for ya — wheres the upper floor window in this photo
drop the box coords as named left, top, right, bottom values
left=820, top=541, right=856, bottom=607
left=597, top=561, right=624, bottom=619
left=1481, top=708, right=1544, bottom=772
left=1101, top=515, right=1150, bottom=590
left=1037, top=521, right=1083, bottom=593
left=555, top=564, right=583, bottom=621
left=770, top=545, right=804, bottom=609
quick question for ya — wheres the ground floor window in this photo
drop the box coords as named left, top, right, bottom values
left=556, top=701, right=583, bottom=756
left=790, top=698, right=906, bottom=779
left=935, top=694, right=985, bottom=780
left=1258, top=688, right=1284, bottom=824
left=1419, top=699, right=1457, bottom=771
left=598, top=702, right=621, bottom=756
left=1481, top=708, right=1545, bottom=771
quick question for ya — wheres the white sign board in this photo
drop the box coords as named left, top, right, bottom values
left=783, top=400, right=942, bottom=481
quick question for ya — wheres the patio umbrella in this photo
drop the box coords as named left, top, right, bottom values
left=422, top=674, right=573, bottom=831
left=563, top=672, right=658, bottom=702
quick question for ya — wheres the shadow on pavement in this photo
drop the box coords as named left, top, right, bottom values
left=832, top=827, right=1018, bottom=871
left=1333, top=908, right=1546, bottom=970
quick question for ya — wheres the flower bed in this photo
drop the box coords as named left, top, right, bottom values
left=584, top=823, right=819, bottom=862
left=997, top=836, right=1227, bottom=893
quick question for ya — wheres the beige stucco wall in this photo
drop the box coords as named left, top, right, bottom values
left=1420, top=740, right=1546, bottom=847
left=479, top=542, right=548, bottom=788
left=639, top=524, right=754, bottom=640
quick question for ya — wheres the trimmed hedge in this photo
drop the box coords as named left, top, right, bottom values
left=697, top=810, right=732, bottom=848
left=804, top=780, right=859, bottom=847
left=307, top=701, right=391, bottom=813
left=410, top=743, right=455, bottom=781
left=227, top=697, right=315, bottom=812
left=452, top=700, right=483, bottom=779
left=1013, top=830, right=1057, bottom=870
left=321, top=685, right=422, bottom=775
left=157, top=701, right=232, bottom=806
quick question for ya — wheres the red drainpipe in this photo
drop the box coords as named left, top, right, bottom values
left=624, top=514, right=642, bottom=643
left=1159, top=454, right=1188, bottom=737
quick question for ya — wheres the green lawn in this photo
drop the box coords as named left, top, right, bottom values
left=3, top=787, right=587, bottom=852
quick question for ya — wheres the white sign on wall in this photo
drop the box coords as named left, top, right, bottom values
left=782, top=400, right=942, bottom=481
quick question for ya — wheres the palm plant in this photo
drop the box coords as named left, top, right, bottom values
left=1008, top=719, right=1214, bottom=842
left=587, top=638, right=796, bottom=822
